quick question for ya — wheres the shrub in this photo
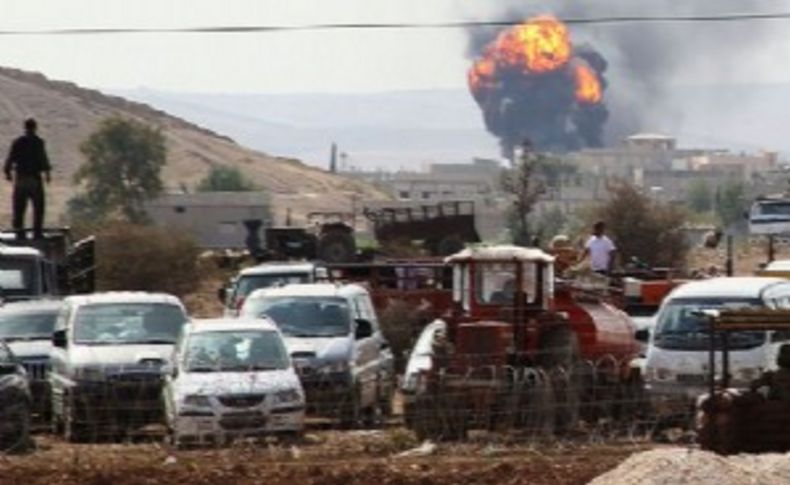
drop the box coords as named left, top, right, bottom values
left=95, top=222, right=200, bottom=297
left=592, top=182, right=689, bottom=269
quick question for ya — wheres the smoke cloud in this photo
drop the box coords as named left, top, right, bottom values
left=464, top=1, right=784, bottom=151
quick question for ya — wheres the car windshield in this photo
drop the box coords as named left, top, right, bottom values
left=235, top=273, right=311, bottom=301
left=184, top=330, right=289, bottom=372
left=243, top=296, right=351, bottom=338
left=74, top=303, right=187, bottom=345
left=654, top=297, right=765, bottom=350
left=0, top=309, right=58, bottom=340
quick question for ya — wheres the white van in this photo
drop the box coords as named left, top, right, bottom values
left=220, top=262, right=325, bottom=316
left=49, top=292, right=189, bottom=441
left=240, top=283, right=395, bottom=426
left=644, top=277, right=790, bottom=417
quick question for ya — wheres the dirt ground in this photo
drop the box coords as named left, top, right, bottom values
left=0, top=431, right=649, bottom=485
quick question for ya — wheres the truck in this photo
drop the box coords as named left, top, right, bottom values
left=401, top=245, right=642, bottom=440
left=0, top=228, right=95, bottom=301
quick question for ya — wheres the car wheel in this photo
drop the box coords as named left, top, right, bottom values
left=0, top=403, right=32, bottom=454
left=63, top=398, right=89, bottom=443
left=339, top=389, right=361, bottom=429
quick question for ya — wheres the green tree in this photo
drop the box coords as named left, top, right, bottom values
left=687, top=179, right=713, bottom=213
left=196, top=166, right=256, bottom=192
left=501, top=148, right=549, bottom=245
left=72, top=117, right=166, bottom=222
left=593, top=182, right=688, bottom=268
left=716, top=180, right=747, bottom=228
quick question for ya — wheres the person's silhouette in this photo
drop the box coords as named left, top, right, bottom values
left=4, top=118, right=51, bottom=240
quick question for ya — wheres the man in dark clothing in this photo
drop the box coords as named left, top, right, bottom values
left=4, top=119, right=51, bottom=239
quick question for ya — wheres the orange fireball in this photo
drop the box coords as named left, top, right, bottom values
left=468, top=57, right=496, bottom=95
left=513, top=15, right=571, bottom=73
left=573, top=64, right=602, bottom=104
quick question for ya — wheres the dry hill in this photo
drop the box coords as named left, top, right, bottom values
left=0, top=67, right=387, bottom=226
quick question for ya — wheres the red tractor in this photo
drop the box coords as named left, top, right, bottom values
left=402, top=245, right=642, bottom=439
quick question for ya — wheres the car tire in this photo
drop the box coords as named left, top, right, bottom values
left=63, top=398, right=89, bottom=443
left=339, top=388, right=361, bottom=429
left=0, top=403, right=32, bottom=454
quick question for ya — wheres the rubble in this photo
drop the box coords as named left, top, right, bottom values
left=590, top=448, right=790, bottom=485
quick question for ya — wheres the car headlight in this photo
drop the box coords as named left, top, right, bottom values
left=320, top=361, right=350, bottom=374
left=182, top=395, right=212, bottom=407
left=274, top=389, right=302, bottom=404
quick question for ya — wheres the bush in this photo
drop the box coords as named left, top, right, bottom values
left=378, top=300, right=430, bottom=373
left=95, top=223, right=200, bottom=297
left=592, top=182, right=689, bottom=269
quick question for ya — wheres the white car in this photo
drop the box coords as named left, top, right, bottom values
left=49, top=292, right=189, bottom=442
left=219, top=262, right=325, bottom=316
left=164, top=318, right=305, bottom=447
left=644, top=277, right=790, bottom=418
left=240, top=283, right=395, bottom=426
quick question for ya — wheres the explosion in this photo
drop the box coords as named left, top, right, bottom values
left=468, top=15, right=608, bottom=158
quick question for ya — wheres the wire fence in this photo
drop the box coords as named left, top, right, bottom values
left=0, top=352, right=703, bottom=454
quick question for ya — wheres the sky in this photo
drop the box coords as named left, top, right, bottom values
left=3, top=0, right=790, bottom=94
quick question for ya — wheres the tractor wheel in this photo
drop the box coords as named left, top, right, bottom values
left=410, top=384, right=468, bottom=441
left=525, top=370, right=557, bottom=438
left=317, top=230, right=356, bottom=263
left=539, top=329, right=582, bottom=433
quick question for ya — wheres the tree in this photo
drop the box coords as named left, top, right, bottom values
left=687, top=179, right=713, bottom=213
left=593, top=182, right=688, bottom=268
left=196, top=166, right=257, bottom=192
left=72, top=117, right=166, bottom=222
left=501, top=145, right=554, bottom=245
left=716, top=179, right=747, bottom=228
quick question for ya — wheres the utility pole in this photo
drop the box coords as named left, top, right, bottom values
left=329, top=142, right=338, bottom=173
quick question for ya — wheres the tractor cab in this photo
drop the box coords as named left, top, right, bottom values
left=446, top=245, right=555, bottom=321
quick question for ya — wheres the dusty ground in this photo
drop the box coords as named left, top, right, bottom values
left=0, top=431, right=649, bottom=485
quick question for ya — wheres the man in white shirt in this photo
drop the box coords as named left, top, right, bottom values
left=581, top=221, right=616, bottom=274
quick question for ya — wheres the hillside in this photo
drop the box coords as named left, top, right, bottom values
left=0, top=67, right=388, bottom=226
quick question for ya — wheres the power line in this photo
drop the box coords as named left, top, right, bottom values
left=2, top=11, right=790, bottom=36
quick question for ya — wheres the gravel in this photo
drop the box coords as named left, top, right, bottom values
left=590, top=448, right=790, bottom=485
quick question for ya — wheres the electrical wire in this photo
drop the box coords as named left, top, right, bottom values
left=2, top=11, right=790, bottom=36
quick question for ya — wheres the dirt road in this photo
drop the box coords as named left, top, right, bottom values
left=0, top=431, right=647, bottom=485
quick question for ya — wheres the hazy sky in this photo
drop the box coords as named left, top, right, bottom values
left=2, top=0, right=790, bottom=93
left=0, top=0, right=484, bottom=93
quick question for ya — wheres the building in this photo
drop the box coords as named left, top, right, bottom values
left=144, top=192, right=271, bottom=249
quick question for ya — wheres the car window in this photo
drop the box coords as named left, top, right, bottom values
left=73, top=303, right=187, bottom=345
left=184, top=330, right=288, bottom=372
left=234, top=273, right=311, bottom=302
left=245, top=296, right=351, bottom=338
left=0, top=309, right=58, bottom=340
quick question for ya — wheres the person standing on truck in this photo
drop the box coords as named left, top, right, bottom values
left=4, top=118, right=51, bottom=240
left=579, top=221, right=617, bottom=274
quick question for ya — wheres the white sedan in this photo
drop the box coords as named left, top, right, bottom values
left=164, top=318, right=305, bottom=447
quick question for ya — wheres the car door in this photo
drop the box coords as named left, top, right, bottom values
left=48, top=303, right=72, bottom=418
left=351, top=294, right=380, bottom=408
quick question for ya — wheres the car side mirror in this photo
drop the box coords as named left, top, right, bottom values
left=354, top=318, right=373, bottom=340
left=53, top=329, right=68, bottom=348
left=217, top=287, right=227, bottom=303
left=635, top=329, right=650, bottom=343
